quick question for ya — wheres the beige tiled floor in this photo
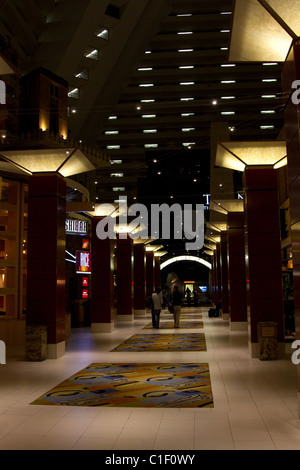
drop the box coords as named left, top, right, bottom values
left=0, top=307, right=300, bottom=450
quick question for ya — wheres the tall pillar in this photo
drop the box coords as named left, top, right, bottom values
left=90, top=219, right=114, bottom=332
left=227, top=212, right=247, bottom=331
left=146, top=251, right=155, bottom=297
left=133, top=243, right=146, bottom=316
left=282, top=40, right=300, bottom=412
left=216, top=242, right=222, bottom=303
left=154, top=256, right=161, bottom=290
left=26, top=173, right=66, bottom=359
left=116, top=235, right=134, bottom=321
left=220, top=231, right=229, bottom=320
left=212, top=250, right=218, bottom=304
left=244, top=167, right=285, bottom=357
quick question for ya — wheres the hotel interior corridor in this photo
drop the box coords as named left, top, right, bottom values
left=0, top=306, right=299, bottom=451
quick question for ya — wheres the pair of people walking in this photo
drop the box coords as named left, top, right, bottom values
left=151, top=285, right=183, bottom=329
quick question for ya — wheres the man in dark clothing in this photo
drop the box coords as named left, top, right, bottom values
left=172, top=285, right=183, bottom=327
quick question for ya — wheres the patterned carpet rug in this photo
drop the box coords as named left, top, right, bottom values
left=110, top=333, right=206, bottom=352
left=143, top=321, right=204, bottom=329
left=30, top=363, right=213, bottom=408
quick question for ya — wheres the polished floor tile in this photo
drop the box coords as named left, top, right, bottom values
left=0, top=307, right=299, bottom=450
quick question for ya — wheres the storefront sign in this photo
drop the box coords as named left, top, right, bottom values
left=0, top=340, right=6, bottom=364
left=66, top=219, right=87, bottom=234
left=76, top=251, right=91, bottom=274
left=0, top=81, right=6, bottom=105
left=82, top=289, right=89, bottom=299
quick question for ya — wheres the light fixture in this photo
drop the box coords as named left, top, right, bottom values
left=215, top=141, right=287, bottom=172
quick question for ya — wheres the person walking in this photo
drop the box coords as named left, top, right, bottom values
left=172, top=285, right=183, bottom=328
left=151, top=287, right=163, bottom=328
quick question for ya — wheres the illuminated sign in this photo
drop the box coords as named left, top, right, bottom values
left=76, top=251, right=91, bottom=274
left=82, top=289, right=89, bottom=299
left=66, top=219, right=87, bottom=234
left=82, top=239, right=89, bottom=249
left=0, top=81, right=6, bottom=105
left=82, top=277, right=89, bottom=287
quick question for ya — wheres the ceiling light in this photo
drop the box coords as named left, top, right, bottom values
left=178, top=49, right=194, bottom=52
left=177, top=14, right=192, bottom=17
left=142, top=114, right=156, bottom=118
left=221, top=111, right=235, bottom=115
left=177, top=31, right=193, bottom=35
left=138, top=67, right=153, bottom=71
left=180, top=82, right=195, bottom=85
left=139, top=83, right=154, bottom=87
left=260, top=125, right=275, bottom=129
left=261, top=95, right=276, bottom=98
left=180, top=97, right=194, bottom=101
left=221, top=80, right=236, bottom=84
left=221, top=64, right=236, bottom=67
left=179, top=65, right=194, bottom=69
left=262, top=79, right=277, bottom=82
left=181, top=113, right=195, bottom=116
left=140, top=99, right=155, bottom=103
left=263, top=63, right=278, bottom=66
left=212, top=99, right=218, bottom=105
left=261, top=110, right=275, bottom=114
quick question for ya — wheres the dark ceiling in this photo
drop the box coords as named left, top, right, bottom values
left=0, top=0, right=285, bottom=265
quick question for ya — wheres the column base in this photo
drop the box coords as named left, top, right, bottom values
left=222, top=313, right=230, bottom=321
left=134, top=309, right=146, bottom=317
left=91, top=322, right=114, bottom=333
left=230, top=321, right=248, bottom=331
left=248, top=340, right=286, bottom=359
left=116, top=314, right=134, bottom=322
left=47, top=341, right=65, bottom=359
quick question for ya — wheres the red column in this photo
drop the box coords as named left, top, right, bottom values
left=146, top=251, right=155, bottom=297
left=116, top=235, right=134, bottom=320
left=282, top=41, right=300, bottom=405
left=244, top=167, right=285, bottom=357
left=133, top=243, right=146, bottom=315
left=155, top=256, right=161, bottom=290
left=90, top=219, right=114, bottom=332
left=212, top=250, right=218, bottom=304
left=220, top=231, right=229, bottom=319
left=227, top=212, right=247, bottom=330
left=216, top=242, right=222, bottom=303
left=26, top=173, right=66, bottom=359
